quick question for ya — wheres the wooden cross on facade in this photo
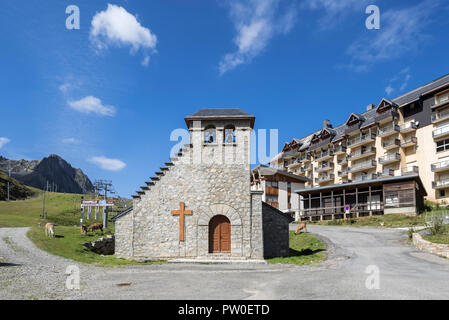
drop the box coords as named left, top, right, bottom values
left=171, top=202, right=192, bottom=242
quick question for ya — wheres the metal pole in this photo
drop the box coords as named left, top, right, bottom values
left=103, top=184, right=108, bottom=228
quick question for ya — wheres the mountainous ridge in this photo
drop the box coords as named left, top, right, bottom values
left=0, top=154, right=94, bottom=194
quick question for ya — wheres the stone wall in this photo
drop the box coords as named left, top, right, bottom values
left=413, top=230, right=449, bottom=259
left=262, top=202, right=293, bottom=258
left=115, top=118, right=265, bottom=260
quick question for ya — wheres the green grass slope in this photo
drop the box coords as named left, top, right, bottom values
left=0, top=170, right=36, bottom=201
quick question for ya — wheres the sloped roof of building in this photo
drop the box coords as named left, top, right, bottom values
left=393, top=73, right=449, bottom=106
left=185, top=108, right=255, bottom=128
left=252, top=165, right=310, bottom=183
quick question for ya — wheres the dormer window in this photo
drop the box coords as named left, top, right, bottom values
left=224, top=125, right=236, bottom=144
left=204, top=125, right=216, bottom=144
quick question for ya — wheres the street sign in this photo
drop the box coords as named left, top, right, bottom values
left=81, top=199, right=114, bottom=208
left=345, top=205, right=350, bottom=214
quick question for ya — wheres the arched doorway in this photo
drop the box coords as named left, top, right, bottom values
left=209, top=215, right=231, bottom=253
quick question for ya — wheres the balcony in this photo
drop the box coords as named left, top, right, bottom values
left=288, top=158, right=301, bottom=169
left=377, top=169, right=394, bottom=178
left=379, top=153, right=401, bottom=165
left=383, top=139, right=401, bottom=150
left=348, top=133, right=376, bottom=148
left=375, top=110, right=399, bottom=122
left=402, top=166, right=419, bottom=175
left=301, top=164, right=313, bottom=172
left=431, top=161, right=449, bottom=172
left=431, top=110, right=449, bottom=124
left=316, top=150, right=334, bottom=161
left=348, top=147, right=376, bottom=161
left=378, top=124, right=400, bottom=137
left=337, top=157, right=349, bottom=165
left=348, top=160, right=377, bottom=173
left=433, top=125, right=449, bottom=139
left=316, top=162, right=334, bottom=173
left=401, top=136, right=417, bottom=148
left=353, top=173, right=377, bottom=182
left=334, top=145, right=347, bottom=155
left=315, top=174, right=335, bottom=184
left=432, top=179, right=449, bottom=189
left=338, top=169, right=349, bottom=177
left=299, top=154, right=312, bottom=163
left=400, top=121, right=418, bottom=133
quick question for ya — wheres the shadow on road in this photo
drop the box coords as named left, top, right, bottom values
left=0, top=262, right=22, bottom=267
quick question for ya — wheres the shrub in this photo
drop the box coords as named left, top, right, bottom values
left=430, top=215, right=444, bottom=235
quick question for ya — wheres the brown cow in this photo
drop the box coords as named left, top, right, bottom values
left=295, top=222, right=307, bottom=235
left=87, top=223, right=103, bottom=233
left=45, top=223, right=55, bottom=238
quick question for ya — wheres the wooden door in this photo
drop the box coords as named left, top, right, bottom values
left=209, top=215, right=231, bottom=253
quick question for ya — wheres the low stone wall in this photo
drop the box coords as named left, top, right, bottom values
left=413, top=230, right=449, bottom=259
left=83, top=235, right=115, bottom=255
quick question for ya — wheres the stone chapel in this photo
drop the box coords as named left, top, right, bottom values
left=113, top=108, right=293, bottom=261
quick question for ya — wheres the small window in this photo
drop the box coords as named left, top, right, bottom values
left=440, top=190, right=445, bottom=197
left=224, top=125, right=236, bottom=144
left=204, top=126, right=216, bottom=144
left=436, top=139, right=449, bottom=153
left=271, top=181, right=278, bottom=188
left=385, top=193, right=399, bottom=205
left=266, top=181, right=271, bottom=187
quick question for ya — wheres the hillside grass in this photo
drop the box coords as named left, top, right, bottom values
left=0, top=191, right=127, bottom=228
left=306, top=214, right=426, bottom=228
left=27, top=225, right=165, bottom=266
left=0, top=170, right=36, bottom=201
left=423, top=225, right=449, bottom=245
left=266, top=231, right=326, bottom=266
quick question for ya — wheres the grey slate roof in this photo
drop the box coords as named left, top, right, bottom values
left=252, top=165, right=310, bottom=182
left=393, top=73, right=449, bottom=106
left=185, top=108, right=255, bottom=128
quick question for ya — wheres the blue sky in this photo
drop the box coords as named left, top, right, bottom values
left=1, top=0, right=448, bottom=197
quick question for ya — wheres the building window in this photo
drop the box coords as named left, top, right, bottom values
left=436, top=139, right=449, bottom=153
left=224, top=125, right=236, bottom=144
left=267, top=195, right=278, bottom=203
left=204, top=125, right=216, bottom=144
left=440, top=190, right=445, bottom=197
left=438, top=92, right=449, bottom=104
left=271, top=181, right=278, bottom=188
left=385, top=192, right=399, bottom=206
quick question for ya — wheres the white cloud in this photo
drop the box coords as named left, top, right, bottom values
left=346, top=0, right=440, bottom=69
left=62, top=138, right=81, bottom=144
left=219, top=0, right=297, bottom=75
left=89, top=156, right=126, bottom=171
left=305, top=0, right=369, bottom=29
left=385, top=68, right=412, bottom=96
left=68, top=96, right=116, bottom=117
left=0, top=137, right=10, bottom=149
left=90, top=4, right=157, bottom=64
left=141, top=55, right=150, bottom=67
left=59, top=82, right=72, bottom=93
left=385, top=85, right=394, bottom=96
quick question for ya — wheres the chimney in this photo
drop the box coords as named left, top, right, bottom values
left=323, top=119, right=332, bottom=129
left=366, top=104, right=375, bottom=111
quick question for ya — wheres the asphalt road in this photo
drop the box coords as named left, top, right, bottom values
left=1, top=225, right=448, bottom=299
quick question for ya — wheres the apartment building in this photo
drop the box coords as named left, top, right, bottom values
left=270, top=73, right=449, bottom=220
left=250, top=165, right=308, bottom=215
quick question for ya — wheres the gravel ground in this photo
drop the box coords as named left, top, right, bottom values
left=1, top=225, right=449, bottom=300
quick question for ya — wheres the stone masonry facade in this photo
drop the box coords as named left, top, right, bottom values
left=115, top=116, right=270, bottom=260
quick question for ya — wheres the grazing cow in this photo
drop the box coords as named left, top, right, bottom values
left=81, top=224, right=88, bottom=235
left=45, top=223, right=55, bottom=238
left=295, top=222, right=307, bottom=235
left=87, top=223, right=103, bottom=233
